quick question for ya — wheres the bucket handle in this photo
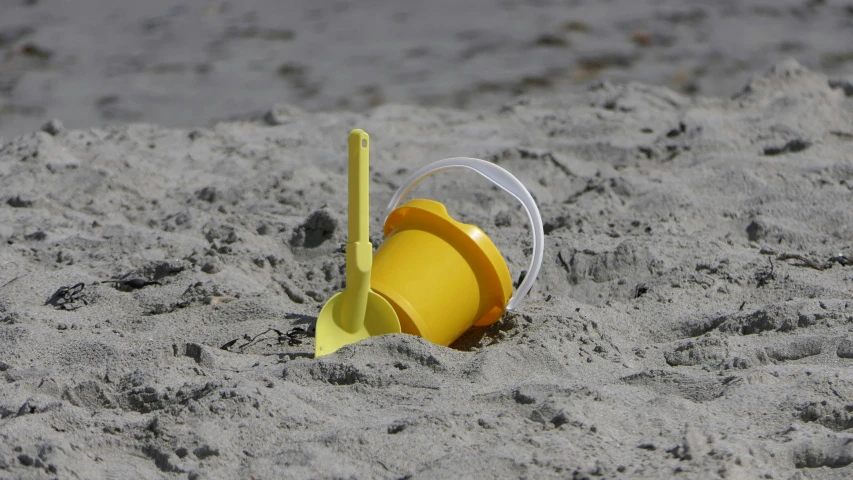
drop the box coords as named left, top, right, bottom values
left=384, top=157, right=544, bottom=311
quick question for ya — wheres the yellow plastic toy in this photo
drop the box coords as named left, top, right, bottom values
left=314, top=130, right=544, bottom=356
left=372, top=156, right=544, bottom=347
left=371, top=199, right=512, bottom=346
left=314, top=130, right=401, bottom=357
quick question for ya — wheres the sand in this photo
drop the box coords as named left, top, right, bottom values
left=2, top=0, right=853, bottom=138
left=3, top=1, right=853, bottom=477
left=0, top=56, right=851, bottom=478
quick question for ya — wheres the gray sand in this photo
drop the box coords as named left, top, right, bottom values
left=1, top=58, right=852, bottom=478
left=2, top=0, right=853, bottom=138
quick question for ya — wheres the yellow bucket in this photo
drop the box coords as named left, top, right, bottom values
left=370, top=198, right=513, bottom=346
left=370, top=157, right=544, bottom=347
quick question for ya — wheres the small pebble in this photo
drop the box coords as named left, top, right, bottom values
left=41, top=119, right=65, bottom=136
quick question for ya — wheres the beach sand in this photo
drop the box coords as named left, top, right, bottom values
left=1, top=56, right=852, bottom=478
left=2, top=0, right=853, bottom=138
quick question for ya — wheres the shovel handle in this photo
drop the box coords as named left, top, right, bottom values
left=348, top=129, right=370, bottom=245
left=340, top=129, right=372, bottom=332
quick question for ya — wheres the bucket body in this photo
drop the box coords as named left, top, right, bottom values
left=370, top=199, right=512, bottom=346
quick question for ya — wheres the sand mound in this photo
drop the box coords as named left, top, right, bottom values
left=1, top=60, right=852, bottom=478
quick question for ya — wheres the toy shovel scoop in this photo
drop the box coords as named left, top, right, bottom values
left=314, top=129, right=401, bottom=357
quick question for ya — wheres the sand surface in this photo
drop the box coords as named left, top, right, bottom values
left=2, top=0, right=853, bottom=138
left=0, top=56, right=852, bottom=478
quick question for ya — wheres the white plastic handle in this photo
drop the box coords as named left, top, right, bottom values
left=385, top=157, right=544, bottom=311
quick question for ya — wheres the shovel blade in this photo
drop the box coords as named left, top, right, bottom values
left=315, top=290, right=400, bottom=357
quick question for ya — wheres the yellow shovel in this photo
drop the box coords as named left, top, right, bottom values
left=314, top=129, right=401, bottom=357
